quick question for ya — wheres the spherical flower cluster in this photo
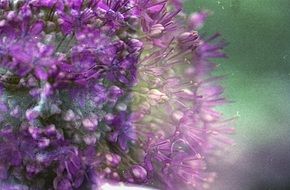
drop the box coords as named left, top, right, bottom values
left=0, top=0, right=234, bottom=189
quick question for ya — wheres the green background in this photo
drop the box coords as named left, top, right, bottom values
left=185, top=0, right=290, bottom=189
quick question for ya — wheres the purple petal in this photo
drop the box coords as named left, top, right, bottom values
left=30, top=20, right=45, bottom=35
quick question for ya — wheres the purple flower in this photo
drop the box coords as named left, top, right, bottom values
left=130, top=165, right=148, bottom=183
left=31, top=0, right=65, bottom=10
left=105, top=153, right=121, bottom=167
left=0, top=0, right=233, bottom=189
left=0, top=0, right=9, bottom=9
left=189, top=11, right=209, bottom=30
left=57, top=7, right=95, bottom=35
left=108, top=112, right=137, bottom=151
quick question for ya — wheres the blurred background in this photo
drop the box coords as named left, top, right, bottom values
left=185, top=0, right=290, bottom=189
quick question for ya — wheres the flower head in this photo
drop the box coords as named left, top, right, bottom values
left=0, top=0, right=234, bottom=189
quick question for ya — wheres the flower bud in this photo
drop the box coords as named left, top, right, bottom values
left=128, top=39, right=143, bottom=53
left=107, top=86, right=123, bottom=102
left=148, top=89, right=169, bottom=105
left=83, top=134, right=97, bottom=145
left=131, top=165, right=147, bottom=183
left=105, top=153, right=121, bottom=167
left=149, top=24, right=165, bottom=38
left=26, top=109, right=40, bottom=121
left=82, top=116, right=98, bottom=131
left=178, top=32, right=199, bottom=50
left=30, top=20, right=45, bottom=35
left=63, top=110, right=75, bottom=121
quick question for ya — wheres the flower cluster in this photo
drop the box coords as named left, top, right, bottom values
left=0, top=0, right=234, bottom=189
